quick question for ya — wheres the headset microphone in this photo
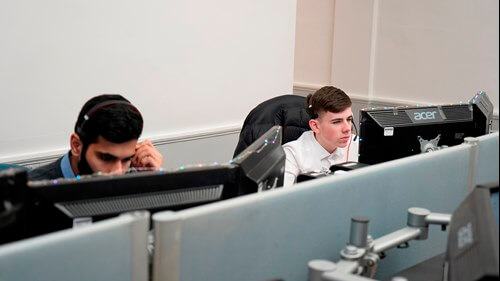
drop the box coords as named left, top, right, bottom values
left=346, top=120, right=359, bottom=162
left=352, top=121, right=358, bottom=141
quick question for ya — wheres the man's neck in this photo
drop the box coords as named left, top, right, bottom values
left=313, top=133, right=337, bottom=154
left=69, top=154, right=80, bottom=175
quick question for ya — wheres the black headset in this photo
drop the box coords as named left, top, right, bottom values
left=76, top=100, right=139, bottom=137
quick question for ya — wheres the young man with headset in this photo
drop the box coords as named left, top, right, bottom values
left=282, top=86, right=359, bottom=187
left=28, top=94, right=163, bottom=181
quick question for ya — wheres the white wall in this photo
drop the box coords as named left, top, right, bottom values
left=0, top=0, right=297, bottom=163
left=295, top=0, right=499, bottom=116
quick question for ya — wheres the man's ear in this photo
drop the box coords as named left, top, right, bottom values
left=70, top=133, right=83, bottom=159
left=309, top=119, right=320, bottom=134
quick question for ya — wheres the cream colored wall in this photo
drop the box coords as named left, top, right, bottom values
left=293, top=0, right=335, bottom=87
left=330, top=0, right=375, bottom=97
left=294, top=0, right=374, bottom=94
left=294, top=0, right=499, bottom=117
left=370, top=0, right=498, bottom=109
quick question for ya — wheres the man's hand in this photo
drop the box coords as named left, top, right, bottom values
left=132, top=140, right=163, bottom=169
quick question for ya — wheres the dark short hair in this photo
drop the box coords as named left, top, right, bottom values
left=306, top=86, right=352, bottom=119
left=74, top=94, right=143, bottom=145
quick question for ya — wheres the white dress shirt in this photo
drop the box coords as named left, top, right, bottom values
left=282, top=130, right=359, bottom=187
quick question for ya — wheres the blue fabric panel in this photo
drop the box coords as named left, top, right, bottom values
left=476, top=132, right=499, bottom=186
left=169, top=144, right=473, bottom=281
left=0, top=214, right=146, bottom=281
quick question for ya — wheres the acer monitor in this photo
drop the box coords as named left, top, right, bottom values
left=358, top=91, right=493, bottom=164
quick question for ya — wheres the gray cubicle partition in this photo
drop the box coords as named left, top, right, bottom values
left=0, top=211, right=150, bottom=281
left=153, top=138, right=494, bottom=281
left=476, top=132, right=499, bottom=186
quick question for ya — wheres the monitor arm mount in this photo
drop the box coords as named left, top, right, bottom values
left=308, top=208, right=452, bottom=281
left=418, top=134, right=448, bottom=153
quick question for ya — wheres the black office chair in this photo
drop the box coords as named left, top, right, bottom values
left=233, top=95, right=311, bottom=157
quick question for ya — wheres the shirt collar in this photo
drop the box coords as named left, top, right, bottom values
left=60, top=151, right=76, bottom=179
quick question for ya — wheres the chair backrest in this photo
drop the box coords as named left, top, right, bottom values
left=233, top=95, right=310, bottom=157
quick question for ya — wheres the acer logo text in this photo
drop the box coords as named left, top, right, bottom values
left=414, top=111, right=437, bottom=121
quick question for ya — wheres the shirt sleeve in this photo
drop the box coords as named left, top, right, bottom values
left=283, top=145, right=300, bottom=187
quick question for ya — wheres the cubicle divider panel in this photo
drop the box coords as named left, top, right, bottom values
left=476, top=132, right=499, bottom=186
left=0, top=212, right=150, bottom=281
left=153, top=144, right=473, bottom=281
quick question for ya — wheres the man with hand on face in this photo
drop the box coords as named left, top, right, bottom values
left=28, top=94, right=163, bottom=181
left=282, top=86, right=358, bottom=187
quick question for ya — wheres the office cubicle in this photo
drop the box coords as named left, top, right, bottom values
left=1, top=133, right=496, bottom=281
left=0, top=211, right=150, bottom=281
left=152, top=134, right=500, bottom=281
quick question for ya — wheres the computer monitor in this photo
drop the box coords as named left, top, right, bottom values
left=15, top=126, right=285, bottom=240
left=358, top=91, right=493, bottom=164
left=0, top=169, right=29, bottom=245
left=445, top=183, right=499, bottom=281
left=25, top=164, right=238, bottom=236
left=231, top=125, right=285, bottom=194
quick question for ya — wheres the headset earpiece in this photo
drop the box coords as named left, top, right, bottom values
left=306, top=105, right=318, bottom=119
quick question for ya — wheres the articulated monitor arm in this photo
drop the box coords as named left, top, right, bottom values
left=308, top=208, right=451, bottom=281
